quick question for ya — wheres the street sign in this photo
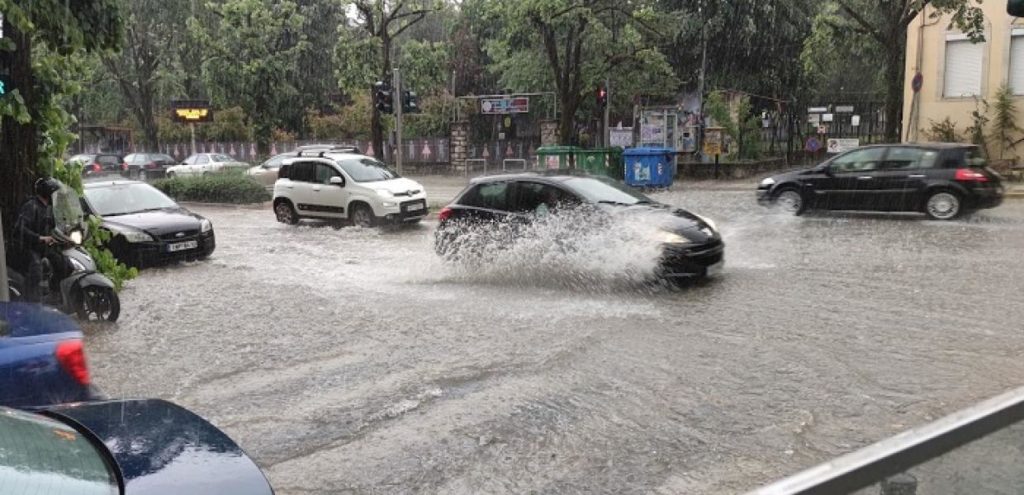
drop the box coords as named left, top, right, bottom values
left=808, top=106, right=828, bottom=114
left=805, top=136, right=822, bottom=153
left=704, top=127, right=724, bottom=156
left=822, top=113, right=834, bottom=123
left=817, top=125, right=828, bottom=134
left=912, top=72, right=924, bottom=93
left=835, top=105, right=855, bottom=113
left=170, top=99, right=213, bottom=123
left=851, top=115, right=862, bottom=127
left=827, top=138, right=860, bottom=154
left=480, top=97, right=529, bottom=115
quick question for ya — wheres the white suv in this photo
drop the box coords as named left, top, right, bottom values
left=272, top=151, right=428, bottom=227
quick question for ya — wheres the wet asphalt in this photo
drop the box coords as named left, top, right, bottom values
left=83, top=190, right=1024, bottom=494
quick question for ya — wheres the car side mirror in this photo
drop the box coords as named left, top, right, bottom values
left=329, top=176, right=345, bottom=187
left=823, top=165, right=835, bottom=177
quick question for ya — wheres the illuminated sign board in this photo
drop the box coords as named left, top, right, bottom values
left=170, top=99, right=213, bottom=123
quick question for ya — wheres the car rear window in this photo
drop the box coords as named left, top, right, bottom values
left=459, top=182, right=512, bottom=210
left=95, top=155, right=120, bottom=166
left=0, top=408, right=118, bottom=495
left=966, top=147, right=987, bottom=168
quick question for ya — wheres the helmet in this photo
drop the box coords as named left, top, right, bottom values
left=34, top=177, right=61, bottom=198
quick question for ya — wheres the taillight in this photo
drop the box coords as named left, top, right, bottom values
left=438, top=206, right=454, bottom=222
left=55, top=340, right=90, bottom=385
left=121, top=162, right=128, bottom=170
left=91, top=163, right=101, bottom=172
left=146, top=161, right=157, bottom=169
left=955, top=168, right=989, bottom=182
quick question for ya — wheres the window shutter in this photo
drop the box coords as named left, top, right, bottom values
left=944, top=37, right=984, bottom=98
left=1010, top=30, right=1024, bottom=95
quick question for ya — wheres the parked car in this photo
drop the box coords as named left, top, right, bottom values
left=81, top=180, right=216, bottom=268
left=248, top=145, right=360, bottom=189
left=273, top=150, right=427, bottom=227
left=69, top=153, right=125, bottom=176
left=0, top=399, right=275, bottom=495
left=756, top=143, right=1005, bottom=220
left=123, top=152, right=177, bottom=180
left=166, top=153, right=249, bottom=177
left=0, top=302, right=97, bottom=408
left=434, top=173, right=724, bottom=280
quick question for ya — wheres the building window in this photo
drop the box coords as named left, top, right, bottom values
left=1010, top=28, right=1024, bottom=95
left=944, top=33, right=984, bottom=98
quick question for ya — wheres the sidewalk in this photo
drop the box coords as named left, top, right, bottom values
left=1007, top=184, right=1024, bottom=198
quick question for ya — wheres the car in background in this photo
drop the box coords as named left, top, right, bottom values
left=0, top=399, right=275, bottom=494
left=81, top=180, right=216, bottom=268
left=248, top=144, right=360, bottom=189
left=123, top=152, right=177, bottom=180
left=272, top=150, right=427, bottom=227
left=69, top=152, right=125, bottom=176
left=757, top=143, right=1005, bottom=220
left=166, top=153, right=249, bottom=178
left=0, top=302, right=97, bottom=408
left=434, top=173, right=724, bottom=280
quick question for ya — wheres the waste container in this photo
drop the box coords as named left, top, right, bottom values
left=575, top=148, right=624, bottom=178
left=623, top=147, right=675, bottom=188
left=535, top=146, right=580, bottom=170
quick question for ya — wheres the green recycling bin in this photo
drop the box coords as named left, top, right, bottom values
left=536, top=146, right=580, bottom=170
left=575, top=148, right=624, bottom=178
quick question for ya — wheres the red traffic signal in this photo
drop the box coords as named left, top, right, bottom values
left=596, top=86, right=608, bottom=108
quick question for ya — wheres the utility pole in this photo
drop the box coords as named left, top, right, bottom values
left=0, top=215, right=8, bottom=302
left=190, top=123, right=197, bottom=156
left=603, top=77, right=611, bottom=147
left=393, top=68, right=403, bottom=175
left=697, top=0, right=708, bottom=160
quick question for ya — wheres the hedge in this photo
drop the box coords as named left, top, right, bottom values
left=152, top=173, right=270, bottom=204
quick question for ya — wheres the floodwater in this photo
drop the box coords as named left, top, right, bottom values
left=84, top=190, right=1024, bottom=494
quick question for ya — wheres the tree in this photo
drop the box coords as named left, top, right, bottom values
left=0, top=0, right=122, bottom=235
left=486, top=0, right=677, bottom=145
left=991, top=84, right=1023, bottom=159
left=340, top=0, right=439, bottom=160
left=810, top=0, right=984, bottom=142
left=196, top=0, right=307, bottom=153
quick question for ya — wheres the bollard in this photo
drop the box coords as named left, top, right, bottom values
left=880, top=473, right=917, bottom=495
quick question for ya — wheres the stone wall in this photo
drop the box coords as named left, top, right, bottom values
left=450, top=121, right=469, bottom=172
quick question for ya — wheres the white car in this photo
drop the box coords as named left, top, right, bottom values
left=272, top=151, right=428, bottom=227
left=166, top=153, right=249, bottom=177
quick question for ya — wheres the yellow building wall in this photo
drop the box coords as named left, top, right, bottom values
left=904, top=2, right=1024, bottom=155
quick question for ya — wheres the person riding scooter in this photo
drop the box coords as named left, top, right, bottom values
left=11, top=178, right=61, bottom=303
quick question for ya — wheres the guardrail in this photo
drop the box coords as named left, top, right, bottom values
left=749, top=385, right=1024, bottom=495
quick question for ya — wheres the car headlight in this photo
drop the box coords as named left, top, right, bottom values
left=201, top=219, right=213, bottom=233
left=382, top=201, right=397, bottom=208
left=120, top=229, right=154, bottom=243
left=760, top=177, right=776, bottom=187
left=657, top=231, right=692, bottom=245
left=376, top=189, right=393, bottom=198
left=69, top=257, right=86, bottom=272
left=693, top=213, right=718, bottom=232
left=69, top=230, right=83, bottom=245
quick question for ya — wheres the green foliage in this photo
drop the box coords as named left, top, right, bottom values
left=51, top=160, right=138, bottom=292
left=705, top=91, right=762, bottom=160
left=152, top=174, right=271, bottom=204
left=403, top=94, right=454, bottom=138
left=926, top=117, right=962, bottom=142
left=967, top=97, right=991, bottom=157
left=306, top=93, right=375, bottom=141
left=991, top=84, right=1023, bottom=159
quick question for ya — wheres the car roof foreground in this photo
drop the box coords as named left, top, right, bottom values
left=44, top=398, right=275, bottom=495
left=83, top=179, right=146, bottom=189
left=468, top=169, right=604, bottom=185
left=0, top=302, right=81, bottom=338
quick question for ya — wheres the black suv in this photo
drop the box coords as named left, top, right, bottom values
left=436, top=173, right=725, bottom=280
left=756, top=144, right=1004, bottom=220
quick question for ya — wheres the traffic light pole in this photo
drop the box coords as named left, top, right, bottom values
left=603, top=77, right=611, bottom=147
left=0, top=215, right=9, bottom=302
left=393, top=68, right=403, bottom=175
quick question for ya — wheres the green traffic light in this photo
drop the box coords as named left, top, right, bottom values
left=0, top=80, right=6, bottom=96
left=1011, top=0, right=1024, bottom=16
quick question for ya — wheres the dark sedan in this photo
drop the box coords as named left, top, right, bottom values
left=0, top=399, right=274, bottom=495
left=435, top=173, right=724, bottom=280
left=69, top=153, right=126, bottom=176
left=756, top=143, right=1004, bottom=220
left=81, top=181, right=216, bottom=268
left=123, top=152, right=177, bottom=180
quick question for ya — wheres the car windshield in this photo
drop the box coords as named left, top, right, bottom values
left=84, top=183, right=178, bottom=216
left=0, top=408, right=118, bottom=495
left=213, top=154, right=234, bottom=162
left=336, top=158, right=400, bottom=182
left=563, top=177, right=654, bottom=205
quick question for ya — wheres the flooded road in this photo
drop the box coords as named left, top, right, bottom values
left=84, top=190, right=1024, bottom=494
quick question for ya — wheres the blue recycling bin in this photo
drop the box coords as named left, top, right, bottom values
left=623, top=147, right=675, bottom=188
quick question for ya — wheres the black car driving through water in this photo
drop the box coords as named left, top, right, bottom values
left=435, top=173, right=724, bottom=280
left=81, top=180, right=216, bottom=268
left=756, top=143, right=1004, bottom=220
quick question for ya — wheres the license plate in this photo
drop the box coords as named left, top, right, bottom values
left=167, top=240, right=198, bottom=252
left=405, top=202, right=426, bottom=212
left=706, top=261, right=724, bottom=277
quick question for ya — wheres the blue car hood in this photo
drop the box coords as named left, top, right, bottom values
left=44, top=399, right=273, bottom=495
left=0, top=302, right=81, bottom=339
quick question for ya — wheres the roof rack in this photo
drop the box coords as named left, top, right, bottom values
left=295, top=145, right=361, bottom=157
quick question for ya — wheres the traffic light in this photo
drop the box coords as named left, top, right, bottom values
left=402, top=90, right=419, bottom=113
left=596, top=85, right=608, bottom=108
left=373, top=81, right=393, bottom=114
left=1011, top=0, right=1024, bottom=16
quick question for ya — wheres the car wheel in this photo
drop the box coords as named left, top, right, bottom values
left=773, top=188, right=806, bottom=215
left=925, top=190, right=962, bottom=220
left=167, top=171, right=176, bottom=178
left=351, top=204, right=376, bottom=228
left=275, top=201, right=299, bottom=225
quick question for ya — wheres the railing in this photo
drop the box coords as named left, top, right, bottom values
left=749, top=386, right=1024, bottom=495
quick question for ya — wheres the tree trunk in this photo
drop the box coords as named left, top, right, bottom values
left=0, top=19, right=39, bottom=239
left=559, top=95, right=578, bottom=147
left=882, top=30, right=907, bottom=143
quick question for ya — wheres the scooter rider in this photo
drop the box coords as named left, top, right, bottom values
left=12, top=178, right=61, bottom=302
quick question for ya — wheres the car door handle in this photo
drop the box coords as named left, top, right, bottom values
left=908, top=174, right=926, bottom=178
left=312, top=186, right=321, bottom=192
left=857, top=176, right=874, bottom=180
